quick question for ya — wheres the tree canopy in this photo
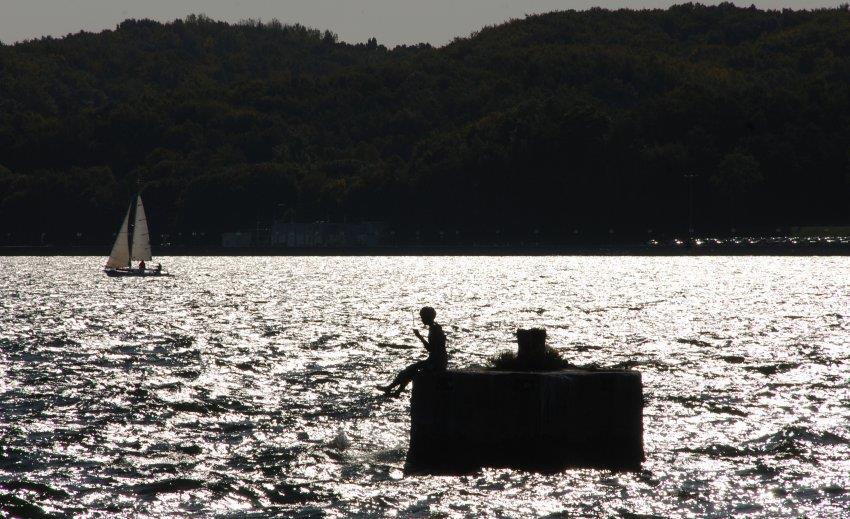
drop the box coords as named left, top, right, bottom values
left=1, top=4, right=849, bottom=245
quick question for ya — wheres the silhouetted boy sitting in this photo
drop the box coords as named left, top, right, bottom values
left=378, top=306, right=447, bottom=396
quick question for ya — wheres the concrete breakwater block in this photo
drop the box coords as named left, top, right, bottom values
left=406, top=369, right=644, bottom=473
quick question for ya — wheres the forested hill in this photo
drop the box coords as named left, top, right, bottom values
left=1, top=4, right=849, bottom=246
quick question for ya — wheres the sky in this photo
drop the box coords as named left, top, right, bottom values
left=1, top=1, right=844, bottom=47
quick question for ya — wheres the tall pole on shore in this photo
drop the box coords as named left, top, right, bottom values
left=684, top=173, right=697, bottom=243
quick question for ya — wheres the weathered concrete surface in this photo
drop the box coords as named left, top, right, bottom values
left=406, top=369, right=644, bottom=473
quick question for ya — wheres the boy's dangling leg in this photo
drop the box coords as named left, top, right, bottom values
left=377, top=360, right=428, bottom=395
left=392, top=360, right=429, bottom=395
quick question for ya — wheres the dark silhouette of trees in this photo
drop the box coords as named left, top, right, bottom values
left=0, top=4, right=849, bottom=245
left=711, top=150, right=763, bottom=227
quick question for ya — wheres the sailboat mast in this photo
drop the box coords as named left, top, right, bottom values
left=127, top=194, right=138, bottom=266
left=131, top=194, right=153, bottom=262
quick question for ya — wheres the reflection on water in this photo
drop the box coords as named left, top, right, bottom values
left=0, top=256, right=848, bottom=517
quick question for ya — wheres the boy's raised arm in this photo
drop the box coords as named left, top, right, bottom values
left=413, top=329, right=431, bottom=351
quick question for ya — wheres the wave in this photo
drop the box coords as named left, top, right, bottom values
left=743, top=363, right=799, bottom=375
left=163, top=334, right=195, bottom=349
left=0, top=447, right=47, bottom=472
left=676, top=338, right=713, bottom=348
left=678, top=426, right=850, bottom=459
left=378, top=342, right=416, bottom=350
left=736, top=461, right=779, bottom=477
left=263, top=482, right=326, bottom=505
left=164, top=400, right=225, bottom=415
left=616, top=510, right=668, bottom=519
left=0, top=493, right=49, bottom=518
left=704, top=403, right=748, bottom=417
left=604, top=359, right=674, bottom=371
left=307, top=334, right=340, bottom=349
left=131, top=477, right=205, bottom=496
left=0, top=479, right=69, bottom=500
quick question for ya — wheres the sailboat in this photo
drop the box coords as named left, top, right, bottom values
left=104, top=194, right=168, bottom=277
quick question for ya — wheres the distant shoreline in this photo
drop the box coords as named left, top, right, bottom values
left=3, top=244, right=850, bottom=256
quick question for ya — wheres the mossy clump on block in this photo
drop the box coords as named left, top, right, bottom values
left=488, top=347, right=572, bottom=371
left=517, top=328, right=546, bottom=362
left=489, top=328, right=572, bottom=371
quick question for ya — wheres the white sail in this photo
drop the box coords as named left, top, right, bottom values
left=105, top=205, right=131, bottom=268
left=131, top=195, right=152, bottom=261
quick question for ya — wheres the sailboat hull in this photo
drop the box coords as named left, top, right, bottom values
left=104, top=268, right=169, bottom=277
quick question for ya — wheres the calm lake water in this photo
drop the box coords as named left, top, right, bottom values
left=0, top=256, right=848, bottom=517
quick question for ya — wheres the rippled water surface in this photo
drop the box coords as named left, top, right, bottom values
left=1, top=256, right=848, bottom=517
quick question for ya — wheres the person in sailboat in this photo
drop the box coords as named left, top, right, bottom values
left=155, top=263, right=161, bottom=274
left=378, top=306, right=448, bottom=396
left=138, top=260, right=146, bottom=272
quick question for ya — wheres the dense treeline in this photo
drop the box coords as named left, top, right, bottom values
left=1, top=4, right=849, bottom=245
